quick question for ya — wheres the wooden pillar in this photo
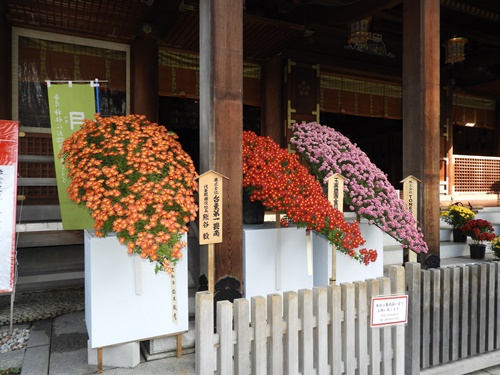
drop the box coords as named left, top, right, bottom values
left=402, top=0, right=441, bottom=262
left=199, top=0, right=243, bottom=286
left=261, top=57, right=283, bottom=144
left=0, top=15, right=11, bottom=120
left=131, top=32, right=158, bottom=122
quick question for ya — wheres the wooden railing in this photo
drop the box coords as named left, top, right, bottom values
left=454, top=154, right=500, bottom=193
left=196, top=262, right=500, bottom=375
left=195, top=266, right=405, bottom=375
left=406, top=262, right=500, bottom=375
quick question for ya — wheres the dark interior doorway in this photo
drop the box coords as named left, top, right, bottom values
left=158, top=97, right=261, bottom=173
left=453, top=125, right=496, bottom=156
left=320, top=112, right=403, bottom=188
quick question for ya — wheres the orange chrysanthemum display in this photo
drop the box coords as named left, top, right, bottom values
left=242, top=131, right=377, bottom=265
left=59, top=114, right=198, bottom=273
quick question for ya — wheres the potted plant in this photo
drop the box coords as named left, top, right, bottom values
left=491, top=236, right=500, bottom=260
left=242, top=130, right=377, bottom=265
left=58, top=114, right=198, bottom=350
left=440, top=202, right=476, bottom=242
left=290, top=122, right=428, bottom=256
left=59, top=114, right=198, bottom=273
left=460, top=219, right=495, bottom=259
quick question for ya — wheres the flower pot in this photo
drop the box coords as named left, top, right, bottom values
left=453, top=228, right=467, bottom=243
left=243, top=190, right=265, bottom=224
left=469, top=244, right=486, bottom=260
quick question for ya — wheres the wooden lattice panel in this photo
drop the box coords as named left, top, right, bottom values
left=454, top=156, right=500, bottom=193
left=19, top=133, right=53, bottom=155
left=18, top=133, right=59, bottom=204
left=17, top=186, right=59, bottom=205
left=18, top=162, right=55, bottom=178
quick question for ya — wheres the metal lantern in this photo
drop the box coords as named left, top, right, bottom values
left=443, top=37, right=468, bottom=64
left=348, top=17, right=372, bottom=45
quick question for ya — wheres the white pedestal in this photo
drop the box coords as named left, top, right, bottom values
left=84, top=231, right=188, bottom=352
left=313, top=222, right=384, bottom=285
left=243, top=223, right=313, bottom=299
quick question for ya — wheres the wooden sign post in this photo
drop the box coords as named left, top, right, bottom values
left=401, top=175, right=421, bottom=263
left=325, top=173, right=345, bottom=285
left=197, top=170, right=227, bottom=293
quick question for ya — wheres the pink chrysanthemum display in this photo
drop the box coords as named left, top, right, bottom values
left=291, top=122, right=428, bottom=255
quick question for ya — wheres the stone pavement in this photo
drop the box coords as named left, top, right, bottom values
left=0, top=311, right=195, bottom=374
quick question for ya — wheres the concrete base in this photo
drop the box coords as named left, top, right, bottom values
left=87, top=341, right=140, bottom=368
left=141, top=320, right=195, bottom=361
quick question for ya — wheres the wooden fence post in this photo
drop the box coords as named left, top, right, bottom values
left=354, top=281, right=368, bottom=375
left=486, top=263, right=496, bottom=352
left=405, top=262, right=421, bottom=375
left=379, top=277, right=392, bottom=375
left=494, top=263, right=500, bottom=350
left=267, top=294, right=283, bottom=375
left=251, top=296, right=267, bottom=375
left=234, top=298, right=250, bottom=374
left=328, top=285, right=342, bottom=375
left=341, top=282, right=356, bottom=374
left=313, top=287, right=328, bottom=374
left=440, top=268, right=451, bottom=364
left=217, top=300, right=233, bottom=374
left=195, top=291, right=214, bottom=375
left=389, top=265, right=405, bottom=374
left=283, top=291, right=299, bottom=375
left=366, top=279, right=381, bottom=375
left=299, top=289, right=313, bottom=374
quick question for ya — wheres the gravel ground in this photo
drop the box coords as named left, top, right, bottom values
left=0, top=287, right=84, bottom=353
left=0, top=328, right=30, bottom=354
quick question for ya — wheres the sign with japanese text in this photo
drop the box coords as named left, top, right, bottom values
left=0, top=120, right=19, bottom=293
left=326, top=173, right=345, bottom=213
left=401, top=175, right=420, bottom=219
left=198, top=170, right=227, bottom=245
left=371, top=294, right=408, bottom=327
left=47, top=83, right=96, bottom=230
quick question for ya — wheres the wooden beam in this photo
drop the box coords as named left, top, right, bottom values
left=402, top=0, right=441, bottom=262
left=131, top=33, right=159, bottom=122
left=199, top=0, right=243, bottom=286
left=283, top=0, right=403, bottom=24
left=261, top=57, right=283, bottom=145
left=0, top=14, right=11, bottom=119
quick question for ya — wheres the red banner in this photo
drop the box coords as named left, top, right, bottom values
left=0, top=121, right=19, bottom=293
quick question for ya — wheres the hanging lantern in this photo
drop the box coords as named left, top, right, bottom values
left=348, top=17, right=372, bottom=45
left=443, top=37, right=468, bottom=64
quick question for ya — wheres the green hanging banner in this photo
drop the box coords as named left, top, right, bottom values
left=48, top=82, right=96, bottom=230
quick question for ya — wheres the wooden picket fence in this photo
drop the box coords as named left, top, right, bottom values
left=406, top=261, right=500, bottom=375
left=195, top=266, right=405, bottom=374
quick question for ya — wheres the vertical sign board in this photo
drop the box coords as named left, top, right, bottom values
left=198, top=170, right=227, bottom=293
left=401, top=175, right=419, bottom=219
left=401, top=175, right=420, bottom=262
left=198, top=170, right=227, bottom=245
left=47, top=82, right=96, bottom=230
left=0, top=121, right=19, bottom=293
left=325, top=173, right=345, bottom=285
left=326, top=173, right=345, bottom=212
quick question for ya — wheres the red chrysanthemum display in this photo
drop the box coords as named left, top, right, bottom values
left=242, top=131, right=377, bottom=265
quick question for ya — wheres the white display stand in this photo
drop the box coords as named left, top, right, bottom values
left=313, top=222, right=384, bottom=285
left=84, top=231, right=188, bottom=354
left=243, top=223, right=313, bottom=299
